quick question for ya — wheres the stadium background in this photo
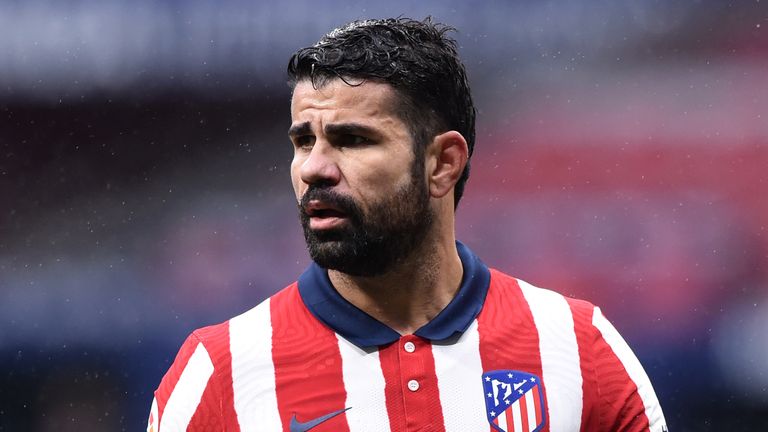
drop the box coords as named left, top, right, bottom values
left=1, top=1, right=766, bottom=430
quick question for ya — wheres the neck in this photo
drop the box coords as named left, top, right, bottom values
left=328, top=231, right=463, bottom=335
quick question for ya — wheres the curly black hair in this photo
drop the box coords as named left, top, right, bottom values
left=287, top=17, right=476, bottom=208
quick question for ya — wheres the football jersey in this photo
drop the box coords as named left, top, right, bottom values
left=148, top=242, right=667, bottom=432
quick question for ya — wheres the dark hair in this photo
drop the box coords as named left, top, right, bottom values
left=287, top=17, right=476, bottom=208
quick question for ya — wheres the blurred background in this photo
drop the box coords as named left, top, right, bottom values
left=1, top=0, right=766, bottom=430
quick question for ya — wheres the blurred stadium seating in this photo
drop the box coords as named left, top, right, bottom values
left=2, top=1, right=766, bottom=430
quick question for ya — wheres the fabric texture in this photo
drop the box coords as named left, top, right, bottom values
left=148, top=244, right=667, bottom=432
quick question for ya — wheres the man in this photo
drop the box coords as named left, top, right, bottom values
left=148, top=18, right=667, bottom=432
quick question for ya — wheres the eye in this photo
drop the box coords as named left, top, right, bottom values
left=293, top=135, right=315, bottom=149
left=338, top=134, right=371, bottom=147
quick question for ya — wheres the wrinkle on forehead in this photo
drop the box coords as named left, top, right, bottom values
left=290, top=79, right=400, bottom=124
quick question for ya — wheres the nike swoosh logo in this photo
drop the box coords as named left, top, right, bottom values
left=289, top=407, right=351, bottom=432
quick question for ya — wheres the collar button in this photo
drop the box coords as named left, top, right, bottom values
left=407, top=379, right=420, bottom=391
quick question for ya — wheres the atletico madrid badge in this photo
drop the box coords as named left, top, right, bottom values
left=482, top=370, right=546, bottom=432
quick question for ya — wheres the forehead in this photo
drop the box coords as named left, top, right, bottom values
left=290, top=79, right=401, bottom=124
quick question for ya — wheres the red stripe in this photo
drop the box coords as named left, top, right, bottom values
left=593, top=342, right=650, bottom=430
left=566, top=298, right=600, bottom=431
left=379, top=336, right=446, bottom=431
left=591, top=312, right=650, bottom=430
left=532, top=385, right=543, bottom=427
left=520, top=392, right=530, bottom=431
left=477, top=270, right=548, bottom=432
left=193, top=322, right=240, bottom=431
left=270, top=285, right=350, bottom=432
left=568, top=298, right=651, bottom=430
left=378, top=343, right=406, bottom=431
left=154, top=321, right=240, bottom=430
left=186, top=378, right=218, bottom=429
left=505, top=407, right=514, bottom=432
left=154, top=333, right=201, bottom=423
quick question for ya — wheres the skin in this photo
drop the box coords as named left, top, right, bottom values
left=289, top=78, right=469, bottom=335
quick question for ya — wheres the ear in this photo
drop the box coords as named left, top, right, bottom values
left=426, top=130, right=469, bottom=199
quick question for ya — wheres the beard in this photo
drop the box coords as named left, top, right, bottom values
left=298, top=165, right=433, bottom=277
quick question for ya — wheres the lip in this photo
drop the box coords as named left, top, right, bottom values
left=304, top=199, right=349, bottom=230
left=305, top=199, right=344, bottom=215
left=309, top=215, right=348, bottom=230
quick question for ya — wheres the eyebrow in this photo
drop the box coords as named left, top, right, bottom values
left=287, top=122, right=311, bottom=137
left=324, top=123, right=378, bottom=137
left=287, top=122, right=380, bottom=138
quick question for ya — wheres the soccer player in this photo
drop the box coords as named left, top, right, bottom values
left=148, top=18, right=667, bottom=432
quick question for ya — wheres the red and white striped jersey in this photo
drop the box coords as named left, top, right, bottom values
left=148, top=243, right=667, bottom=432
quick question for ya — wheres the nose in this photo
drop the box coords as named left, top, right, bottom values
left=299, top=141, right=341, bottom=187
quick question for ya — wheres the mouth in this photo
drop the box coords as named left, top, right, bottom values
left=304, top=200, right=349, bottom=230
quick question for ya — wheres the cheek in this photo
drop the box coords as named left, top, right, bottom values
left=353, top=158, right=412, bottom=200
left=381, top=151, right=415, bottom=186
left=289, top=159, right=304, bottom=199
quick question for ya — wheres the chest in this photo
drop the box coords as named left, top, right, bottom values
left=257, top=330, right=583, bottom=432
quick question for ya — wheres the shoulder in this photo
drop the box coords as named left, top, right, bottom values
left=193, top=281, right=301, bottom=345
left=173, top=282, right=300, bottom=364
left=484, top=269, right=667, bottom=430
left=484, top=268, right=609, bottom=362
left=147, top=281, right=308, bottom=431
left=487, top=267, right=598, bottom=320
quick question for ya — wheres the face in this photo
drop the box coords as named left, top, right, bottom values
left=289, top=79, right=433, bottom=276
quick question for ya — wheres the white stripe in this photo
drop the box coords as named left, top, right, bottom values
left=432, top=320, right=489, bottom=431
left=511, top=399, right=523, bottom=431
left=525, top=390, right=536, bottom=432
left=593, top=307, right=667, bottom=431
left=497, top=408, right=508, bottom=429
left=147, top=397, right=158, bottom=432
left=336, top=335, right=390, bottom=432
left=519, top=279, right=583, bottom=432
left=159, top=343, right=214, bottom=431
left=230, top=299, right=282, bottom=431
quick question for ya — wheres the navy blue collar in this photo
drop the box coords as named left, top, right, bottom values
left=297, top=241, right=491, bottom=348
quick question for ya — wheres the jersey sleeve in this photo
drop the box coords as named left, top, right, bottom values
left=589, top=306, right=667, bottom=432
left=147, top=332, right=223, bottom=431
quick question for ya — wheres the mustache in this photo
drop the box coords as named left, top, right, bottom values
left=299, top=186, right=361, bottom=219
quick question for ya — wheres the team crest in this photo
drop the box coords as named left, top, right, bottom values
left=482, top=370, right=546, bottom=432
